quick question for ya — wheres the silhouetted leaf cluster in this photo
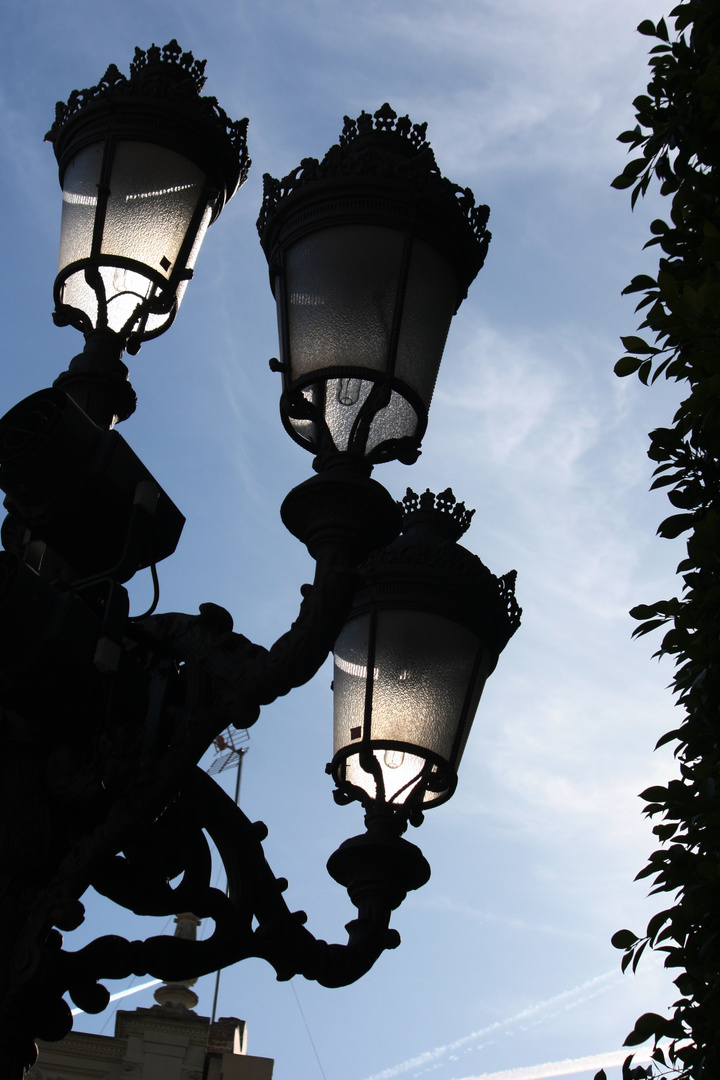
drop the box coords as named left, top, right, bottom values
left=600, top=3, right=720, bottom=1078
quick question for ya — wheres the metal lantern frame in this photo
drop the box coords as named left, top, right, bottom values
left=257, top=104, right=491, bottom=468
left=331, top=488, right=521, bottom=815
left=47, top=40, right=250, bottom=357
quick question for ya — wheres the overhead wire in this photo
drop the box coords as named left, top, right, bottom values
left=290, top=979, right=329, bottom=1080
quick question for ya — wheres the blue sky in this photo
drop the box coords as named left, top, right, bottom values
left=0, top=1, right=682, bottom=1078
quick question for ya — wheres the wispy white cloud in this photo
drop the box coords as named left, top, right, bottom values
left=418, top=894, right=600, bottom=943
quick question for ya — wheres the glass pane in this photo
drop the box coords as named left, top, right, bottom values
left=287, top=385, right=317, bottom=447
left=60, top=265, right=154, bottom=335
left=143, top=205, right=211, bottom=333
left=333, top=614, right=372, bottom=755
left=102, top=141, right=206, bottom=276
left=60, top=269, right=98, bottom=328
left=452, top=648, right=493, bottom=766
left=58, top=143, right=104, bottom=271
left=333, top=611, right=486, bottom=807
left=365, top=390, right=418, bottom=454
left=370, top=611, right=480, bottom=760
left=286, top=378, right=419, bottom=456
left=57, top=143, right=211, bottom=337
left=284, top=225, right=405, bottom=378
left=395, top=240, right=457, bottom=406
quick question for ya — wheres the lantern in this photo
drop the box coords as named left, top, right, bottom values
left=331, top=488, right=520, bottom=814
left=47, top=41, right=250, bottom=360
left=258, top=104, right=490, bottom=469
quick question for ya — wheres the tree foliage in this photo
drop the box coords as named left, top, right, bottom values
left=596, top=3, right=720, bottom=1078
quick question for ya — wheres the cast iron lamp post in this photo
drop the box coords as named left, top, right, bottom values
left=0, top=43, right=520, bottom=1078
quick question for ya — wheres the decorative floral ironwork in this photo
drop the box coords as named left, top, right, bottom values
left=360, top=487, right=522, bottom=647
left=400, top=486, right=475, bottom=539
left=257, top=102, right=490, bottom=260
left=129, top=40, right=208, bottom=90
left=46, top=40, right=250, bottom=186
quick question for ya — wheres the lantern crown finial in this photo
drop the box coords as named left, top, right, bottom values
left=339, top=102, right=430, bottom=152
left=400, top=487, right=474, bottom=541
left=129, top=40, right=207, bottom=92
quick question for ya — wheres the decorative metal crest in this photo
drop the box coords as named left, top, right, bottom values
left=362, top=487, right=522, bottom=646
left=129, top=40, right=207, bottom=90
left=400, top=487, right=475, bottom=539
left=257, top=103, right=490, bottom=257
left=46, top=40, right=250, bottom=186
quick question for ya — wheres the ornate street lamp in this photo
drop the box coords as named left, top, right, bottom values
left=331, top=488, right=520, bottom=816
left=258, top=103, right=490, bottom=469
left=0, top=53, right=519, bottom=1080
left=46, top=40, right=250, bottom=427
left=326, top=487, right=520, bottom=907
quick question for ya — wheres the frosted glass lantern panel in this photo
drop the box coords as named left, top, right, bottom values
left=57, top=140, right=210, bottom=336
left=100, top=141, right=206, bottom=275
left=284, top=225, right=405, bottom=379
left=343, top=747, right=436, bottom=806
left=286, top=379, right=419, bottom=453
left=333, top=610, right=491, bottom=806
left=58, top=143, right=104, bottom=269
left=395, top=240, right=457, bottom=405
left=283, top=227, right=457, bottom=411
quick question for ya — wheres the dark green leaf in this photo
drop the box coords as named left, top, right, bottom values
left=624, top=1012, right=667, bottom=1046
left=636, top=19, right=656, bottom=35
left=613, top=173, right=640, bottom=191
left=621, top=335, right=657, bottom=354
left=647, top=910, right=672, bottom=941
left=615, top=356, right=643, bottom=377
left=629, top=604, right=662, bottom=619
left=612, top=928, right=640, bottom=950
left=631, top=618, right=669, bottom=638
left=655, top=729, right=681, bottom=750
left=631, top=939, right=648, bottom=972
left=622, top=274, right=657, bottom=294
left=639, top=786, right=668, bottom=802
left=657, top=513, right=695, bottom=539
left=621, top=158, right=647, bottom=181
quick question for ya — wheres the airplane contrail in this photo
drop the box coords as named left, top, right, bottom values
left=452, top=1046, right=652, bottom=1080
left=362, top=970, right=622, bottom=1080
left=71, top=978, right=162, bottom=1016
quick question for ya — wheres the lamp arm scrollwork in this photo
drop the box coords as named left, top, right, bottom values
left=0, top=470, right=415, bottom=1079
left=2, top=763, right=403, bottom=1078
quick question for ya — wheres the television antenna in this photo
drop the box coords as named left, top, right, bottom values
left=207, top=726, right=250, bottom=1022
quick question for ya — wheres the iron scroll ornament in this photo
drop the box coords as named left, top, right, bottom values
left=0, top=457, right=427, bottom=1079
